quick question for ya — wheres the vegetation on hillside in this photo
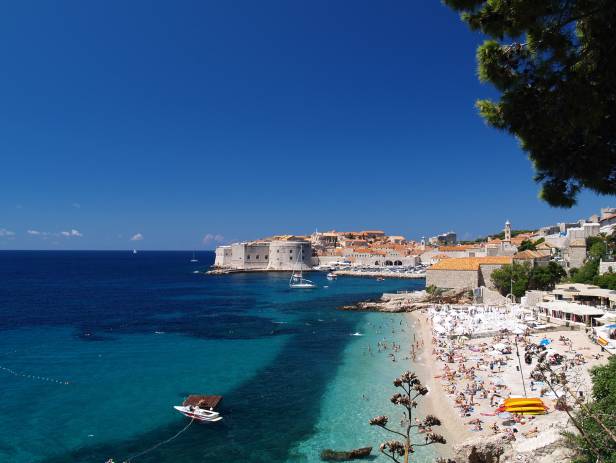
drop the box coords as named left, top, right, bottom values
left=459, top=229, right=537, bottom=245
left=518, top=237, right=545, bottom=251
left=569, top=234, right=616, bottom=286
left=564, top=356, right=616, bottom=462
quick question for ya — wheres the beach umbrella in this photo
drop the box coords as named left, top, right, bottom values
left=493, top=377, right=505, bottom=386
left=539, top=338, right=551, bottom=346
left=493, top=343, right=508, bottom=351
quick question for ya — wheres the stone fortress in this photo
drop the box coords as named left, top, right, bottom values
left=214, top=238, right=314, bottom=271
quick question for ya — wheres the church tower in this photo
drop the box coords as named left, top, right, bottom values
left=504, top=220, right=512, bottom=243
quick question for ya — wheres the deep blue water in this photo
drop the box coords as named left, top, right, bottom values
left=0, top=251, right=425, bottom=462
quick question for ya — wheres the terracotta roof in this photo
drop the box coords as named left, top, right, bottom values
left=437, top=245, right=480, bottom=252
left=430, top=256, right=512, bottom=271
left=513, top=250, right=551, bottom=260
left=600, top=213, right=616, bottom=223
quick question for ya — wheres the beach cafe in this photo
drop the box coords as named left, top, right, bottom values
left=536, top=300, right=605, bottom=328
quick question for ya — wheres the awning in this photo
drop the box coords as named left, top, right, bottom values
left=537, top=301, right=605, bottom=317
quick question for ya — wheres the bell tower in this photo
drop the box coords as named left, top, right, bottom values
left=504, top=220, right=512, bottom=243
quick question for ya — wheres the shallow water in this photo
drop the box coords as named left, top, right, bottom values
left=0, top=251, right=427, bottom=462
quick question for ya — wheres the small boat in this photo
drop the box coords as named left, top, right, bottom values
left=376, top=277, right=384, bottom=281
left=289, top=250, right=316, bottom=289
left=174, top=405, right=222, bottom=422
left=190, top=251, right=199, bottom=263
left=132, top=249, right=137, bottom=255
left=290, top=272, right=317, bottom=288
left=175, top=394, right=223, bottom=422
left=326, top=272, right=337, bottom=280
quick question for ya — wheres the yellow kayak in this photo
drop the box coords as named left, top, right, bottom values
left=504, top=398, right=545, bottom=406
left=501, top=406, right=547, bottom=412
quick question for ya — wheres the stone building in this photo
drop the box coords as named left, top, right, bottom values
left=428, top=231, right=457, bottom=246
left=563, top=239, right=587, bottom=270
left=213, top=240, right=313, bottom=271
left=426, top=256, right=513, bottom=290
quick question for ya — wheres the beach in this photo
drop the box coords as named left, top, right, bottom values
left=407, top=304, right=610, bottom=462
left=406, top=311, right=471, bottom=458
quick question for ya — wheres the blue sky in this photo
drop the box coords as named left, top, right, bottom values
left=0, top=0, right=611, bottom=250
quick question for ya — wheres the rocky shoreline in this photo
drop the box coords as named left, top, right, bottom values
left=338, top=289, right=474, bottom=313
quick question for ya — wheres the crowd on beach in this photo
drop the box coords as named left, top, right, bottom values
left=419, top=304, right=609, bottom=450
left=355, top=302, right=610, bottom=461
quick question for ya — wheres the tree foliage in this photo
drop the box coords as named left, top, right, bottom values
left=528, top=261, right=567, bottom=290
left=565, top=356, right=616, bottom=463
left=491, top=261, right=532, bottom=298
left=570, top=234, right=611, bottom=284
left=594, top=271, right=616, bottom=290
left=518, top=239, right=537, bottom=251
left=492, top=260, right=565, bottom=297
left=443, top=0, right=616, bottom=207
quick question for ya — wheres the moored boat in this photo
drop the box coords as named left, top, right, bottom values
left=173, top=405, right=222, bottom=422
left=175, top=394, right=223, bottom=422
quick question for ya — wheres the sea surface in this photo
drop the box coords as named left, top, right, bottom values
left=0, top=251, right=431, bottom=463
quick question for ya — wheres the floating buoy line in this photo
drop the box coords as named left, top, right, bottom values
left=0, top=364, right=71, bottom=385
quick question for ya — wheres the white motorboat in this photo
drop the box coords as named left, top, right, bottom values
left=173, top=405, right=222, bottom=422
left=326, top=272, right=337, bottom=280
left=190, top=251, right=199, bottom=263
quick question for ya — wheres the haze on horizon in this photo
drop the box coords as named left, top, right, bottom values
left=0, top=1, right=611, bottom=251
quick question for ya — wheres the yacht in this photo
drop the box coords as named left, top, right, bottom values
left=289, top=249, right=316, bottom=289
left=290, top=272, right=317, bottom=289
left=326, top=272, right=337, bottom=280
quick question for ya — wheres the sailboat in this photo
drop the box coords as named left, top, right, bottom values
left=132, top=249, right=138, bottom=255
left=190, top=251, right=199, bottom=263
left=289, top=248, right=316, bottom=289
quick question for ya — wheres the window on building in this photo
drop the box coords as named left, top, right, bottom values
left=289, top=250, right=293, bottom=253
left=256, top=255, right=259, bottom=259
left=290, top=257, right=293, bottom=261
left=247, top=255, right=250, bottom=259
left=265, top=255, right=268, bottom=259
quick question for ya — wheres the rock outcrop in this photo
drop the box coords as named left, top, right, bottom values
left=339, top=288, right=472, bottom=313
left=453, top=434, right=511, bottom=463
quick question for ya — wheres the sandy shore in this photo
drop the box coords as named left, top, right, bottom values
left=407, top=306, right=611, bottom=462
left=406, top=311, right=470, bottom=459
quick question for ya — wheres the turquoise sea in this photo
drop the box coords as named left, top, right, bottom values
left=0, top=251, right=431, bottom=462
